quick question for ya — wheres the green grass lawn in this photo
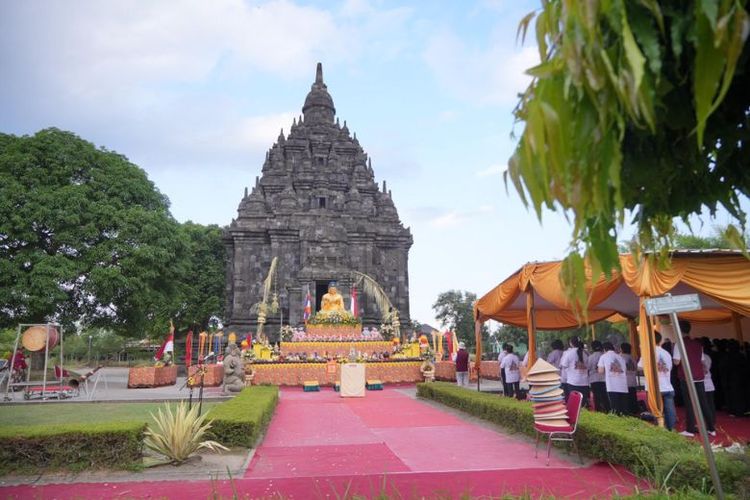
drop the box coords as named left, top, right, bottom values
left=0, top=401, right=219, bottom=427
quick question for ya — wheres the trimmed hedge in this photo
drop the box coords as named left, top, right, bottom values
left=0, top=422, right=145, bottom=474
left=207, top=386, right=279, bottom=447
left=418, top=382, right=750, bottom=496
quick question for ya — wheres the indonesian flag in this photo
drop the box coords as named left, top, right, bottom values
left=303, top=289, right=312, bottom=322
left=350, top=285, right=358, bottom=318
left=154, top=321, right=175, bottom=361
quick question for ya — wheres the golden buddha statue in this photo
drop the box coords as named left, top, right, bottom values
left=320, top=283, right=345, bottom=316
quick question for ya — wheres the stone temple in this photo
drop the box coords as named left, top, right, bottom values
left=224, top=63, right=412, bottom=338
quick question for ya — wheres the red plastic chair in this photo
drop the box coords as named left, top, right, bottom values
left=534, top=390, right=584, bottom=465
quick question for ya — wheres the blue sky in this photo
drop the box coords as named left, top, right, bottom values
left=1, top=0, right=745, bottom=329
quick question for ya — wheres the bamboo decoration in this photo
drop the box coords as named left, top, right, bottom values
left=255, top=257, right=279, bottom=343
left=351, top=271, right=396, bottom=322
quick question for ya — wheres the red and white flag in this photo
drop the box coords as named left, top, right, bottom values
left=350, top=285, right=358, bottom=318
left=154, top=321, right=175, bottom=361
left=303, top=288, right=312, bottom=322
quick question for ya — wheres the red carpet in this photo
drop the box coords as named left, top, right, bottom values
left=3, top=465, right=642, bottom=499
left=675, top=407, right=750, bottom=445
left=345, top=395, right=465, bottom=428
left=247, top=443, right=410, bottom=478
left=2, top=387, right=647, bottom=498
left=636, top=391, right=750, bottom=445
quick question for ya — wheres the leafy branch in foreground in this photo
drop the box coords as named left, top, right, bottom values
left=508, top=0, right=750, bottom=310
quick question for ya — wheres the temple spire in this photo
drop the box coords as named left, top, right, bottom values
left=302, top=62, right=335, bottom=124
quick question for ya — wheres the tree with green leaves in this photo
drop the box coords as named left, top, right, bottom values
left=0, top=129, right=186, bottom=336
left=509, top=0, right=749, bottom=306
left=432, top=290, right=488, bottom=349
left=494, top=324, right=529, bottom=348
left=674, top=225, right=750, bottom=249
left=171, top=222, right=225, bottom=331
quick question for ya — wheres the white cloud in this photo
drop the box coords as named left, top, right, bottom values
left=8, top=0, right=346, bottom=96
left=223, top=112, right=299, bottom=152
left=423, top=30, right=538, bottom=106
left=475, top=164, right=505, bottom=177
left=0, top=0, right=417, bottom=171
left=429, top=204, right=495, bottom=228
left=2, top=0, right=415, bottom=97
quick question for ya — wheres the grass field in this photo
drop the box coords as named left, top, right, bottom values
left=0, top=401, right=219, bottom=426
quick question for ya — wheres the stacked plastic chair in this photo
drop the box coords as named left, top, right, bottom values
left=528, top=358, right=584, bottom=465
left=527, top=358, right=568, bottom=428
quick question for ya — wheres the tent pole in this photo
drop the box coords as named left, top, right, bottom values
left=731, top=312, right=744, bottom=343
left=526, top=288, right=537, bottom=366
left=642, top=313, right=662, bottom=427
left=475, top=320, right=482, bottom=392
left=3, top=325, right=22, bottom=401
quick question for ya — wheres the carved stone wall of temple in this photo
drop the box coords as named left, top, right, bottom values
left=224, top=63, right=412, bottom=339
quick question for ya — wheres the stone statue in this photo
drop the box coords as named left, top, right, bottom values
left=420, top=358, right=435, bottom=382
left=319, top=283, right=345, bottom=316
left=222, top=343, right=245, bottom=393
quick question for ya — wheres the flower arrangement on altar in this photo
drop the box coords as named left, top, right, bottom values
left=379, top=322, right=395, bottom=340
left=307, top=310, right=361, bottom=326
left=280, top=325, right=295, bottom=342
left=288, top=327, right=383, bottom=343
left=241, top=348, right=256, bottom=361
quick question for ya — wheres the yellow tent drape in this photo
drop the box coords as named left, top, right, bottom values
left=628, top=319, right=640, bottom=360
left=638, top=297, right=663, bottom=423
left=526, top=288, right=537, bottom=367
left=476, top=254, right=750, bottom=327
left=620, top=255, right=750, bottom=317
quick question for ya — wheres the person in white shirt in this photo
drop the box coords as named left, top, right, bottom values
left=638, top=332, right=676, bottom=430
left=587, top=340, right=609, bottom=413
left=597, top=341, right=629, bottom=415
left=547, top=339, right=566, bottom=393
left=499, top=344, right=521, bottom=399
left=561, top=336, right=589, bottom=407
left=620, top=343, right=639, bottom=414
left=497, top=344, right=509, bottom=395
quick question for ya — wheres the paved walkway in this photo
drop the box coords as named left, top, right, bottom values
left=2, top=386, right=642, bottom=498
left=2, top=367, right=228, bottom=404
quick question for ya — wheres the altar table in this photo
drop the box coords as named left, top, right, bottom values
left=434, top=361, right=500, bottom=381
left=249, top=361, right=422, bottom=386
left=340, top=363, right=366, bottom=397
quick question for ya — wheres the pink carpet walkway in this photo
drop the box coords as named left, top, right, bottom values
left=2, top=387, right=643, bottom=498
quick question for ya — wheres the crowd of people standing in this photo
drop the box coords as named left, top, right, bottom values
left=493, top=320, right=750, bottom=433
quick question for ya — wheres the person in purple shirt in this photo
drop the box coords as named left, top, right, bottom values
left=673, top=320, right=716, bottom=437
left=455, top=342, right=469, bottom=387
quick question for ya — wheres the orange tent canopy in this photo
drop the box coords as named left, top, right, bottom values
left=474, top=251, right=750, bottom=422
left=475, top=251, right=750, bottom=326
